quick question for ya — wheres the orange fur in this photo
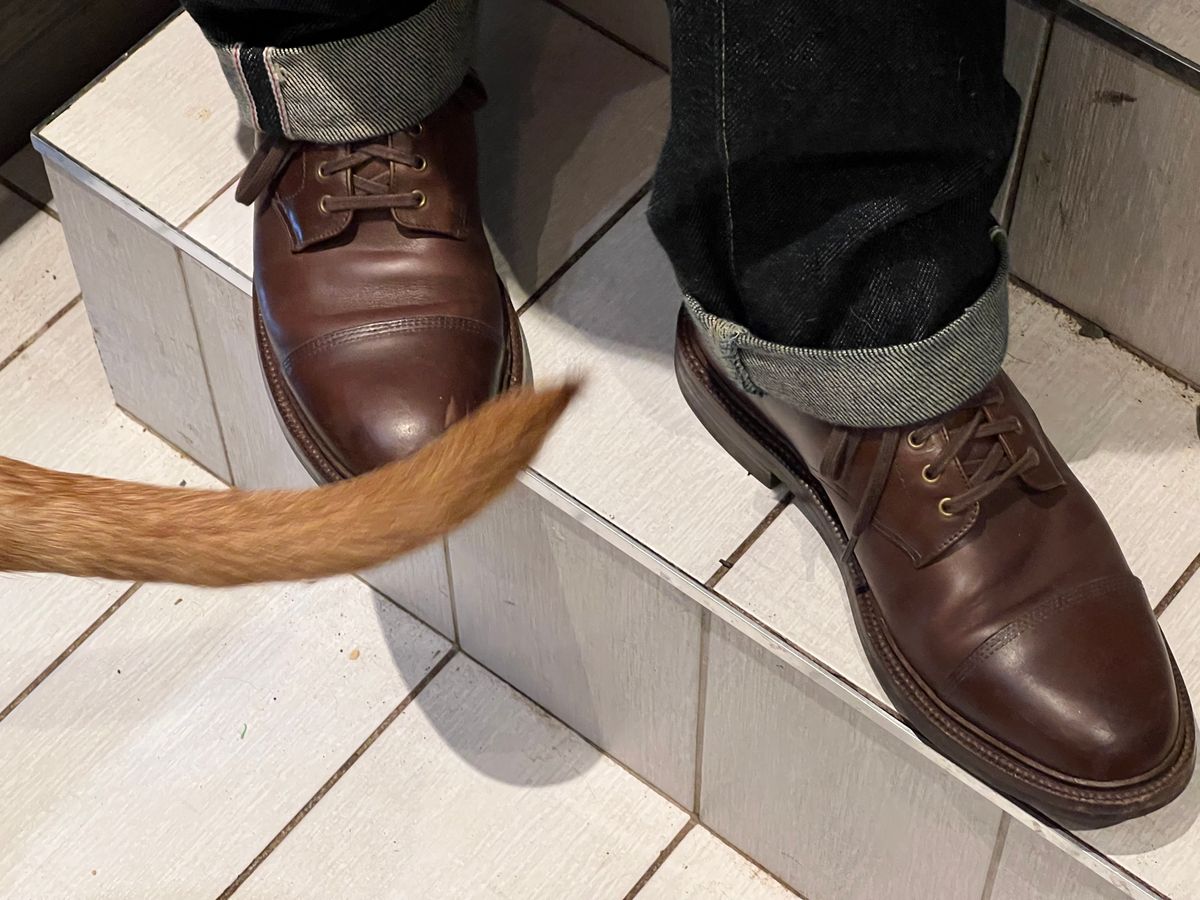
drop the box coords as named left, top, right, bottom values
left=0, top=383, right=577, bottom=587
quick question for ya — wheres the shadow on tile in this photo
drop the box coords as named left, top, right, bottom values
left=478, top=0, right=664, bottom=307
left=1077, top=764, right=1200, bottom=855
left=373, top=593, right=611, bottom=791
left=0, top=186, right=44, bottom=248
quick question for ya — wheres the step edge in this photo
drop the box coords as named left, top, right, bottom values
left=37, top=121, right=1163, bottom=900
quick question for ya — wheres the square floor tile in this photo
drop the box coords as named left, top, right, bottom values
left=0, top=577, right=447, bottom=897
left=236, top=653, right=688, bottom=899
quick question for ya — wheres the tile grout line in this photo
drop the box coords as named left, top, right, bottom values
left=114, top=404, right=232, bottom=486
left=0, top=582, right=142, bottom=725
left=705, top=825, right=808, bottom=898
left=978, top=814, right=1012, bottom=900
left=178, top=170, right=242, bottom=232
left=460, top=646, right=690, bottom=814
left=706, top=495, right=791, bottom=589
left=217, top=648, right=459, bottom=898
left=176, top=247, right=236, bottom=483
left=540, top=0, right=670, bottom=73
left=1154, top=549, right=1200, bottom=617
left=0, top=294, right=82, bottom=376
left=358, top=578, right=457, bottom=644
left=621, top=819, right=696, bottom=899
left=364, top=610, right=805, bottom=894
left=1010, top=274, right=1200, bottom=392
left=516, top=181, right=652, bottom=317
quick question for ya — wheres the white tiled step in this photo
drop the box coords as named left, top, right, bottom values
left=0, top=306, right=213, bottom=711
left=81, top=5, right=670, bottom=314
left=559, top=0, right=671, bottom=64
left=521, top=197, right=781, bottom=583
left=38, top=15, right=247, bottom=229
left=0, top=293, right=738, bottom=895
left=445, top=204, right=1200, bottom=898
left=31, top=2, right=1200, bottom=898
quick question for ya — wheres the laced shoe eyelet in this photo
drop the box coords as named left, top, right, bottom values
left=407, top=123, right=424, bottom=137
left=412, top=155, right=428, bottom=172
left=316, top=162, right=331, bottom=178
left=907, top=431, right=928, bottom=450
left=938, top=497, right=957, bottom=517
left=411, top=190, right=427, bottom=209
left=318, top=195, right=331, bottom=214
left=922, top=464, right=940, bottom=484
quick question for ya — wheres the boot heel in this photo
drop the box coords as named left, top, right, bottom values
left=676, top=354, right=781, bottom=490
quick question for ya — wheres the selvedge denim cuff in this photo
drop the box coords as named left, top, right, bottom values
left=684, top=229, right=1011, bottom=429
left=211, top=0, right=477, bottom=143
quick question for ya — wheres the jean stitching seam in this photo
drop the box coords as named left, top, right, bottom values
left=263, top=47, right=294, bottom=139
left=229, top=45, right=259, bottom=131
left=718, top=0, right=736, bottom=281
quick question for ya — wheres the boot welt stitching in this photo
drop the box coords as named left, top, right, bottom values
left=947, top=573, right=1139, bottom=689
left=282, top=315, right=498, bottom=372
left=859, top=590, right=1192, bottom=800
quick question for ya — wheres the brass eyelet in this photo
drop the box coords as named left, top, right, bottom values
left=316, top=162, right=330, bottom=178
left=907, top=431, right=927, bottom=450
left=408, top=123, right=424, bottom=136
left=921, top=464, right=940, bottom=484
left=938, top=497, right=956, bottom=517
left=413, top=155, right=428, bottom=172
left=318, top=195, right=331, bottom=214
left=412, top=190, right=427, bottom=209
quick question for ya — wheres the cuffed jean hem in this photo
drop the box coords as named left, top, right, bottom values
left=684, top=230, right=1011, bottom=429
left=209, top=0, right=477, bottom=143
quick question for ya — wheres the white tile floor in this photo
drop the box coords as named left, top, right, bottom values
left=0, top=143, right=793, bottom=900
left=18, top=2, right=1200, bottom=896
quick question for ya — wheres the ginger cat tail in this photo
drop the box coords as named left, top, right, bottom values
left=0, top=382, right=578, bottom=587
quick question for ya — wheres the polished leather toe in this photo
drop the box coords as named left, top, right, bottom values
left=283, top=323, right=505, bottom=473
left=246, top=77, right=514, bottom=480
left=948, top=575, right=1180, bottom=783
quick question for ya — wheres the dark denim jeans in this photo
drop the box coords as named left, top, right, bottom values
left=186, top=0, right=1020, bottom=427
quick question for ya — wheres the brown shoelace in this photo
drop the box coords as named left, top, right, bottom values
left=820, top=386, right=1040, bottom=561
left=235, top=126, right=428, bottom=211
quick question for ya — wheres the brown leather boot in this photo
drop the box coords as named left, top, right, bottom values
left=236, top=77, right=523, bottom=481
left=676, top=310, right=1194, bottom=824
